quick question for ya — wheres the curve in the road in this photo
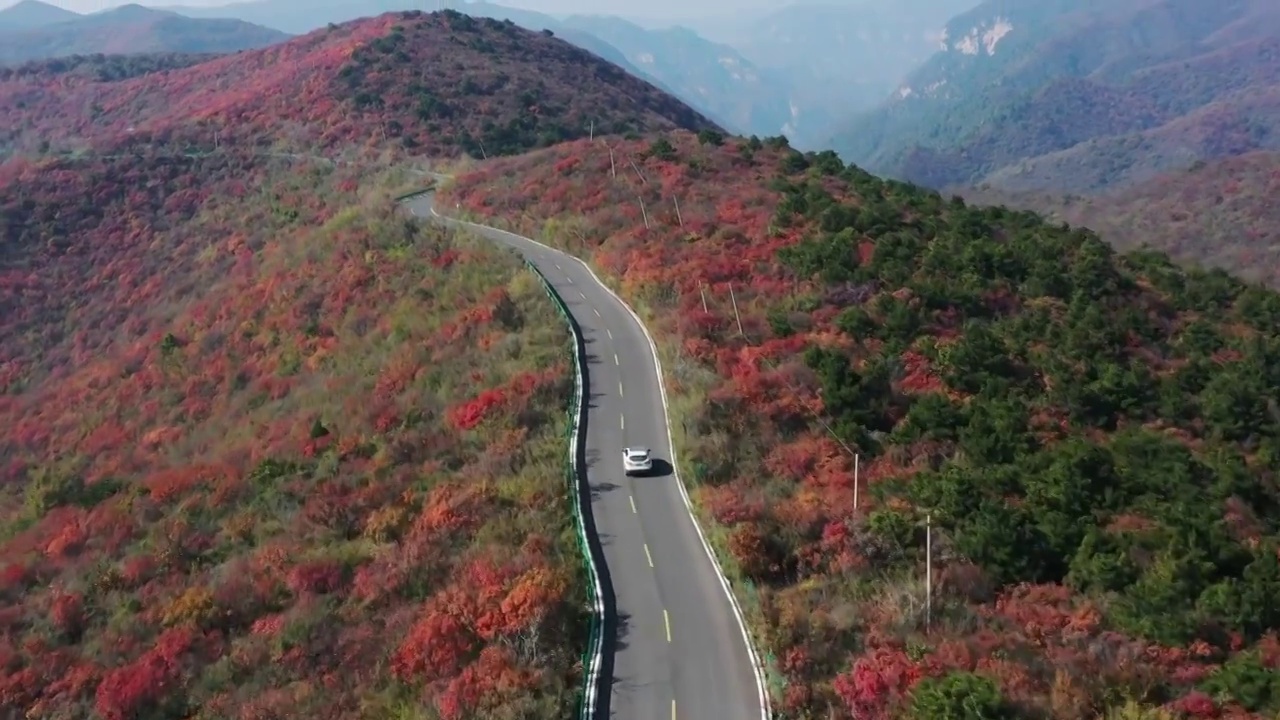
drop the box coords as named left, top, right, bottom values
left=404, top=190, right=771, bottom=720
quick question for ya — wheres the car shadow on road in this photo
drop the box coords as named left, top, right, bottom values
left=642, top=459, right=674, bottom=479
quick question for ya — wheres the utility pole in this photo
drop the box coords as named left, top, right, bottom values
left=608, top=145, right=616, bottom=178
left=628, top=156, right=646, bottom=184
left=639, top=197, right=649, bottom=228
left=589, top=119, right=594, bottom=141
left=925, top=511, right=933, bottom=635
left=728, top=282, right=743, bottom=336
left=699, top=281, right=708, bottom=312
left=853, top=453, right=859, bottom=510
left=673, top=196, right=683, bottom=227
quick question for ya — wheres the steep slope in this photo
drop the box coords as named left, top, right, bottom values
left=162, top=0, right=794, bottom=140
left=0, top=4, right=291, bottom=65
left=440, top=132, right=1280, bottom=718
left=0, top=0, right=79, bottom=32
left=0, top=133, right=590, bottom=717
left=965, top=150, right=1280, bottom=287
left=0, top=10, right=720, bottom=158
left=0, top=10, right=741, bottom=715
left=555, top=14, right=795, bottom=141
left=0, top=51, right=219, bottom=84
left=833, top=0, right=1280, bottom=192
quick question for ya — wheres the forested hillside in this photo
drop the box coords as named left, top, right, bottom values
left=0, top=139, right=591, bottom=718
left=442, top=131, right=1280, bottom=718
left=9, top=4, right=1280, bottom=718
left=833, top=0, right=1280, bottom=194
left=964, top=150, right=1280, bottom=288
left=0, top=8, right=688, bottom=715
left=0, top=10, right=719, bottom=159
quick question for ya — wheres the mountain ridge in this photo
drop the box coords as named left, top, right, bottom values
left=0, top=0, right=79, bottom=32
left=831, top=0, right=1280, bottom=194
left=0, top=3, right=291, bottom=64
left=0, top=10, right=720, bottom=158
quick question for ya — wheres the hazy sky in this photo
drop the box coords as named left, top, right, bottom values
left=9, top=0, right=811, bottom=20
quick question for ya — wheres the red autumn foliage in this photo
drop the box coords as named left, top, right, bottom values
left=450, top=388, right=508, bottom=430
left=441, top=129, right=1280, bottom=719
left=48, top=590, right=84, bottom=637
left=286, top=559, right=345, bottom=595
left=94, top=626, right=202, bottom=720
left=393, top=607, right=478, bottom=683
left=0, top=11, right=715, bottom=161
left=1171, top=691, right=1220, bottom=718
left=832, top=646, right=929, bottom=719
left=1, top=130, right=585, bottom=715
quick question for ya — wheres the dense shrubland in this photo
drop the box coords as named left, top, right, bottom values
left=442, top=130, right=1280, bottom=718
left=0, top=11, right=717, bottom=160
left=0, top=147, right=588, bottom=718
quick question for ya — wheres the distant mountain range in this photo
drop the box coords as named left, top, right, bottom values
left=717, top=0, right=977, bottom=134
left=0, top=0, right=78, bottom=30
left=831, top=0, right=1280, bottom=194
left=0, top=0, right=975, bottom=148
left=0, top=1, right=290, bottom=63
left=156, top=0, right=969, bottom=147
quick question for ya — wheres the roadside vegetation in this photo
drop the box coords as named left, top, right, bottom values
left=0, top=146, right=588, bottom=718
left=442, top=130, right=1280, bottom=719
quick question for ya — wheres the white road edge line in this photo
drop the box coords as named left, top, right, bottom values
left=424, top=202, right=772, bottom=720
left=577, top=251, right=773, bottom=720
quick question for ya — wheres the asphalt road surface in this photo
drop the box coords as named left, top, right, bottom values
left=404, top=191, right=765, bottom=720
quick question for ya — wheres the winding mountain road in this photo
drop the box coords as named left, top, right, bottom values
left=403, top=190, right=767, bottom=720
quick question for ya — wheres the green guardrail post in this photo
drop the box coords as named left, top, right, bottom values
left=523, top=259, right=601, bottom=720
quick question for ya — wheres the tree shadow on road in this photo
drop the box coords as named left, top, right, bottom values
left=568, top=304, right=638, bottom=720
left=589, top=480, right=619, bottom=502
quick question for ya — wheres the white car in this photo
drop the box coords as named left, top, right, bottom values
left=623, top=447, right=653, bottom=476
